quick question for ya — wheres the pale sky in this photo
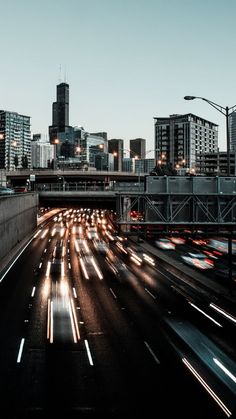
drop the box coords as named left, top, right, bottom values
left=1, top=0, right=236, bottom=153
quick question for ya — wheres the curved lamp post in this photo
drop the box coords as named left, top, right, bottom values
left=184, top=95, right=236, bottom=176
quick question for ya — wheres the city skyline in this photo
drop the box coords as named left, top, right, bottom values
left=1, top=0, right=236, bottom=153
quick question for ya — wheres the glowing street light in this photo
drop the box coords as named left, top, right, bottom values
left=184, top=95, right=236, bottom=176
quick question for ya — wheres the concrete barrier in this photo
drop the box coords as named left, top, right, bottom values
left=0, top=193, right=38, bottom=263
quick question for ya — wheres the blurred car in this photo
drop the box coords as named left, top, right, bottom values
left=50, top=239, right=65, bottom=275
left=0, top=186, right=14, bottom=195
left=79, top=255, right=103, bottom=280
left=106, top=257, right=132, bottom=283
left=94, top=239, right=108, bottom=254
left=155, top=238, right=176, bottom=250
left=169, top=237, right=186, bottom=245
left=181, top=251, right=214, bottom=270
left=13, top=185, right=27, bottom=193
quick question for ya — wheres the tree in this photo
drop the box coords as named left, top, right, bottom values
left=150, top=162, right=177, bottom=176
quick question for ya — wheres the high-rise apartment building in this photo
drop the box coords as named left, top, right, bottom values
left=229, top=111, right=236, bottom=151
left=49, top=82, right=71, bottom=144
left=154, top=113, right=218, bottom=171
left=0, top=110, right=31, bottom=170
left=129, top=138, right=146, bottom=159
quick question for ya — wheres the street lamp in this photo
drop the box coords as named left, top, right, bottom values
left=52, top=138, right=60, bottom=170
left=112, top=148, right=138, bottom=172
left=184, top=95, right=236, bottom=176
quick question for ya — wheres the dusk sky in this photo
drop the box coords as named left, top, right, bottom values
left=1, top=0, right=236, bottom=153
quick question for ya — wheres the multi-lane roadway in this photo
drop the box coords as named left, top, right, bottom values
left=0, top=208, right=235, bottom=418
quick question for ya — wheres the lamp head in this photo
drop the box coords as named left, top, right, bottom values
left=184, top=96, right=196, bottom=100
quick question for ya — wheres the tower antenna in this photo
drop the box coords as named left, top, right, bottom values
left=64, top=65, right=67, bottom=83
left=59, top=64, right=62, bottom=83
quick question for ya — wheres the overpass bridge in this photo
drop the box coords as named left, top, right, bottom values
left=5, top=170, right=236, bottom=235
left=6, top=168, right=146, bottom=187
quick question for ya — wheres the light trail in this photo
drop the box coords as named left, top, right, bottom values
left=0, top=235, right=35, bottom=283
left=182, top=357, right=231, bottom=417
left=210, top=303, right=236, bottom=324
left=189, top=302, right=222, bottom=327
left=213, top=358, right=236, bottom=384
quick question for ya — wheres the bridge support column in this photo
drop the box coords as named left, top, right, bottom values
left=121, top=196, right=131, bottom=233
left=228, top=232, right=233, bottom=294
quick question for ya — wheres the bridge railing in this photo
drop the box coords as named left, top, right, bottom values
left=35, top=181, right=144, bottom=192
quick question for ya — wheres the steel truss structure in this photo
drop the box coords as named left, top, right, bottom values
left=116, top=176, right=236, bottom=236
left=117, top=192, right=236, bottom=224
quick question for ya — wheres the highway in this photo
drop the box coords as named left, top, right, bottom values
left=0, top=208, right=235, bottom=418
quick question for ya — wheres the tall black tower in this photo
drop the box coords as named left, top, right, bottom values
left=49, top=82, right=70, bottom=142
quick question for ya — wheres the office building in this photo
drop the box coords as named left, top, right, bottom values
left=31, top=134, right=54, bottom=168
left=0, top=110, right=31, bottom=170
left=122, top=158, right=136, bottom=172
left=196, top=150, right=236, bottom=176
left=91, top=132, right=108, bottom=142
left=135, top=158, right=155, bottom=174
left=154, top=113, right=218, bottom=172
left=130, top=138, right=146, bottom=159
left=108, top=139, right=124, bottom=171
left=49, top=82, right=72, bottom=144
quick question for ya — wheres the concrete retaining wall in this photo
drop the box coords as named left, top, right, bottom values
left=0, top=193, right=38, bottom=262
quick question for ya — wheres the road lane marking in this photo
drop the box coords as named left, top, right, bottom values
left=70, top=298, right=80, bottom=341
left=144, top=288, right=156, bottom=299
left=85, top=339, right=94, bottom=366
left=144, top=341, right=160, bottom=365
left=17, top=338, right=25, bottom=363
left=109, top=288, right=117, bottom=299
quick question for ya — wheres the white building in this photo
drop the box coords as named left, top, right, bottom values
left=31, top=134, right=54, bottom=168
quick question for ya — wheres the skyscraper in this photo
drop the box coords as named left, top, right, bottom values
left=49, top=82, right=71, bottom=143
left=0, top=110, right=31, bottom=170
left=129, top=138, right=146, bottom=159
left=108, top=139, right=124, bottom=171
